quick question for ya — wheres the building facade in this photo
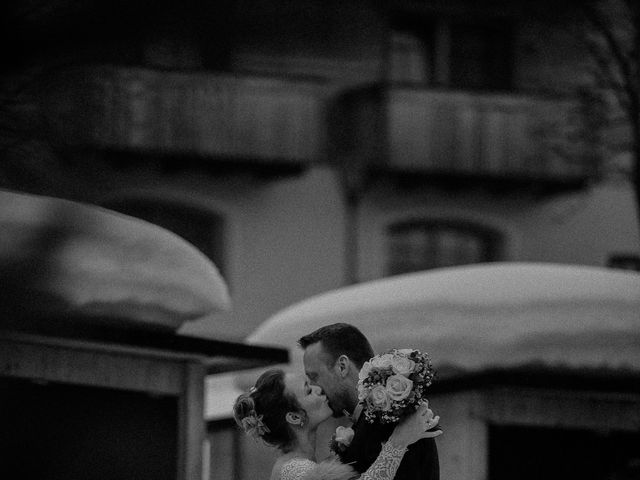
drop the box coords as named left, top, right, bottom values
left=3, top=0, right=638, bottom=342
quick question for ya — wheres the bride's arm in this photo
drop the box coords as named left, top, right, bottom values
left=280, top=405, right=441, bottom=480
left=359, top=403, right=441, bottom=480
left=358, top=440, right=407, bottom=480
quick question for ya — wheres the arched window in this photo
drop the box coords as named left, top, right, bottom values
left=106, top=198, right=226, bottom=276
left=386, top=219, right=502, bottom=275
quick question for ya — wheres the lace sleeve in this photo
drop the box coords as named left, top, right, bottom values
left=280, top=459, right=317, bottom=480
left=359, top=441, right=407, bottom=480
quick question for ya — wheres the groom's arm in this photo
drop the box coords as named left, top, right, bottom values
left=395, top=437, right=439, bottom=480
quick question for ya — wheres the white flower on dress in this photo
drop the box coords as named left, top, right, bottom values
left=329, top=426, right=355, bottom=455
left=334, top=426, right=354, bottom=446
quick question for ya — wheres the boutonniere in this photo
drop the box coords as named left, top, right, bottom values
left=329, top=426, right=355, bottom=455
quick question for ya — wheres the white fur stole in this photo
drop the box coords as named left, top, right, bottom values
left=303, top=459, right=358, bottom=480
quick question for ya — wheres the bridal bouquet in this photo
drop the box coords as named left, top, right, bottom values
left=357, top=348, right=435, bottom=424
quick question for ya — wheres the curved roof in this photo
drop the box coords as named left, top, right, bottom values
left=1, top=189, right=230, bottom=330
left=248, top=263, right=640, bottom=375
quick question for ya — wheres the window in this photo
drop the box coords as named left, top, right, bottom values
left=449, top=20, right=513, bottom=90
left=389, top=14, right=513, bottom=90
left=389, top=29, right=431, bottom=84
left=106, top=198, right=226, bottom=276
left=386, top=219, right=502, bottom=275
left=389, top=13, right=436, bottom=85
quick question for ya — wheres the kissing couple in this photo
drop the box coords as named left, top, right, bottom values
left=234, top=323, right=442, bottom=480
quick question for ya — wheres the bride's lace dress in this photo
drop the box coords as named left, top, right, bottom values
left=278, top=441, right=407, bottom=480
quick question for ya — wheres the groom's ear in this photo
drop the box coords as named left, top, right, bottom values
left=335, top=355, right=351, bottom=378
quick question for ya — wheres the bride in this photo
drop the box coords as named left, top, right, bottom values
left=233, top=368, right=442, bottom=480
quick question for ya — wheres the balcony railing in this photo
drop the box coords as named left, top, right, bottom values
left=42, top=67, right=323, bottom=166
left=331, top=86, right=597, bottom=188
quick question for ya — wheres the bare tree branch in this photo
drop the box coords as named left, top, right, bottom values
left=583, top=34, right=631, bottom=112
left=581, top=2, right=636, bottom=110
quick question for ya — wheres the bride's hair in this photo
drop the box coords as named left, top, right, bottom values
left=233, top=369, right=301, bottom=451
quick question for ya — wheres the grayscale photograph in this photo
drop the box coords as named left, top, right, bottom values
left=1, top=1, right=639, bottom=480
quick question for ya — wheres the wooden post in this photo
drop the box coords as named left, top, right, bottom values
left=178, top=361, right=206, bottom=480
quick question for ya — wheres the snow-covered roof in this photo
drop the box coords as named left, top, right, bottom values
left=248, top=263, right=640, bottom=375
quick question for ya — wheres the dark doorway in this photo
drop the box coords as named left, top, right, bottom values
left=0, top=377, right=178, bottom=480
left=490, top=425, right=640, bottom=480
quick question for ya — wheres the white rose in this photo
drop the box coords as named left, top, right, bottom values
left=370, top=353, right=394, bottom=369
left=334, top=426, right=355, bottom=446
left=367, top=385, right=391, bottom=411
left=386, top=374, right=413, bottom=401
left=357, top=383, right=368, bottom=402
left=397, top=348, right=415, bottom=356
left=358, top=361, right=372, bottom=381
left=391, top=356, right=416, bottom=376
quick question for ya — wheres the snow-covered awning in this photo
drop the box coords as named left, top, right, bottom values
left=0, top=189, right=230, bottom=330
left=248, top=263, right=640, bottom=376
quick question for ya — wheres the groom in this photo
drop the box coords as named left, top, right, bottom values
left=299, top=323, right=439, bottom=480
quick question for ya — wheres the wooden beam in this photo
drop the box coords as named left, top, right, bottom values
left=483, top=387, right=640, bottom=432
left=0, top=335, right=186, bottom=395
left=1, top=323, right=288, bottom=373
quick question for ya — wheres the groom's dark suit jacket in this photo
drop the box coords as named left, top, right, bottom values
left=339, top=413, right=439, bottom=480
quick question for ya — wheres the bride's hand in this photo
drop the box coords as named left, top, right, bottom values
left=388, top=401, right=442, bottom=449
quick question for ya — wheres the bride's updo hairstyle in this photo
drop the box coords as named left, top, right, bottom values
left=233, top=369, right=301, bottom=451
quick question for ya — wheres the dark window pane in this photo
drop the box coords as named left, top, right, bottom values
left=386, top=220, right=502, bottom=275
left=450, top=21, right=512, bottom=90
left=389, top=13, right=436, bottom=85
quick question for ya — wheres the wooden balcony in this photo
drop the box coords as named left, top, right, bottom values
left=41, top=66, right=323, bottom=174
left=330, top=85, right=598, bottom=195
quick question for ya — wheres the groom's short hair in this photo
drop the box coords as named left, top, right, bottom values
left=298, top=323, right=374, bottom=369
